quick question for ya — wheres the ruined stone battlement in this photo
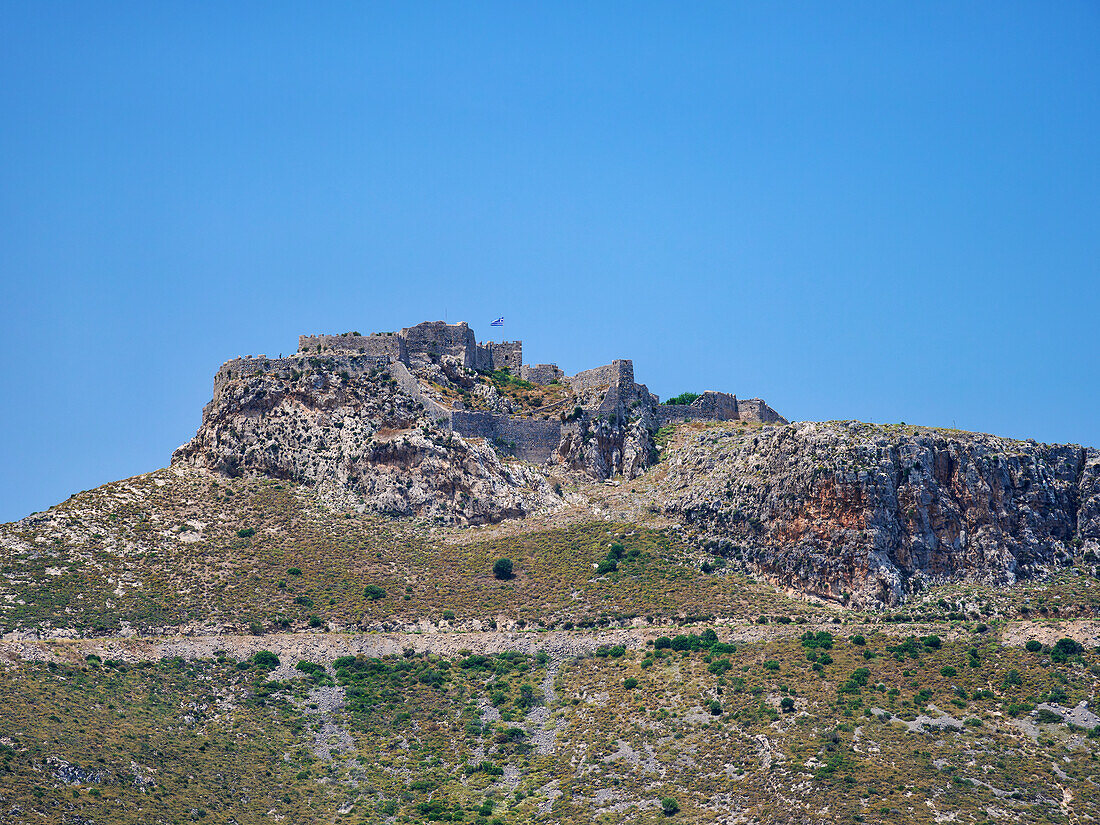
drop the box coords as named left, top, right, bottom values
left=521, top=363, right=565, bottom=385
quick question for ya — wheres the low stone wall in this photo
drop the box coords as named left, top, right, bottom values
left=389, top=361, right=453, bottom=425
left=451, top=411, right=562, bottom=463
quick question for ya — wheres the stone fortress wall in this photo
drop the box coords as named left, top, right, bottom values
left=485, top=341, right=522, bottom=373
left=449, top=411, right=563, bottom=464
left=521, top=364, right=565, bottom=385
left=297, top=331, right=407, bottom=363
left=213, top=320, right=786, bottom=466
left=568, top=359, right=635, bottom=394
left=655, top=391, right=786, bottom=426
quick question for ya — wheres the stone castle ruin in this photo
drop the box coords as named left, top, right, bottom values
left=202, top=320, right=785, bottom=481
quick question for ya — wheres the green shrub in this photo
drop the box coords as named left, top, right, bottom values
left=940, top=666, right=957, bottom=677
left=251, top=650, right=280, bottom=671
left=595, top=558, right=618, bottom=575
left=441, top=609, right=456, bottom=620
left=781, top=697, right=796, bottom=712
left=763, top=660, right=780, bottom=672
left=248, top=621, right=263, bottom=636
left=849, top=635, right=866, bottom=646
left=708, top=659, right=732, bottom=676
left=363, top=584, right=386, bottom=600
left=654, top=637, right=672, bottom=650
left=1025, top=639, right=1042, bottom=653
left=286, top=567, right=302, bottom=576
left=493, top=558, right=514, bottom=580
left=801, top=631, right=834, bottom=650
left=1056, top=638, right=1083, bottom=656
left=236, top=527, right=256, bottom=538
left=1036, top=708, right=1063, bottom=724
left=922, top=635, right=941, bottom=649
left=623, top=677, right=639, bottom=689
left=663, top=392, right=700, bottom=406
left=308, top=615, right=324, bottom=628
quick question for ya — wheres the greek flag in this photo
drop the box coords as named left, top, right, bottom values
left=490, top=317, right=504, bottom=326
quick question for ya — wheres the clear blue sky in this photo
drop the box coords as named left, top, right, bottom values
left=1, top=2, right=1097, bottom=522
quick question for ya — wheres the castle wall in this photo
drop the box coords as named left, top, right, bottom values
left=656, top=391, right=738, bottom=425
left=211, top=352, right=388, bottom=404
left=521, top=363, right=564, bottom=385
left=736, top=398, right=788, bottom=424
left=389, top=360, right=454, bottom=425
left=451, top=411, right=562, bottom=463
left=568, top=359, right=634, bottom=393
left=472, top=340, right=523, bottom=373
left=400, top=321, right=478, bottom=369
left=656, top=392, right=789, bottom=426
left=473, top=343, right=492, bottom=372
left=297, top=332, right=406, bottom=363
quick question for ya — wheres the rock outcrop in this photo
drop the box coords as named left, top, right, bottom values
left=172, top=364, right=556, bottom=525
left=555, top=384, right=659, bottom=480
left=659, top=421, right=1100, bottom=607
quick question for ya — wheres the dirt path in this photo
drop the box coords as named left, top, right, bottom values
left=2, top=620, right=1096, bottom=666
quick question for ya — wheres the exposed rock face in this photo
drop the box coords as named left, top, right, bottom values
left=556, top=383, right=659, bottom=480
left=172, top=366, right=555, bottom=524
left=660, top=421, right=1100, bottom=607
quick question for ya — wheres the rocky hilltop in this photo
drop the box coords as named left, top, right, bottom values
left=173, top=320, right=783, bottom=524
left=170, top=320, right=1098, bottom=605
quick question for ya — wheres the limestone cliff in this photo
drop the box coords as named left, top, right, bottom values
left=172, top=364, right=556, bottom=525
left=659, top=421, right=1100, bottom=607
